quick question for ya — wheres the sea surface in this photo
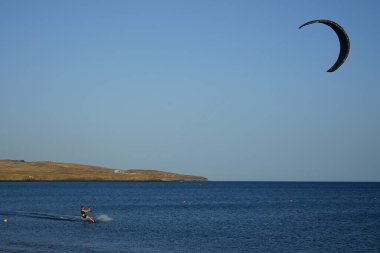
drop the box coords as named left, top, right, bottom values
left=0, top=182, right=379, bottom=252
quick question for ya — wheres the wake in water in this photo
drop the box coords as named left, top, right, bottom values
left=0, top=210, right=112, bottom=223
left=0, top=210, right=82, bottom=221
left=95, top=214, right=113, bottom=222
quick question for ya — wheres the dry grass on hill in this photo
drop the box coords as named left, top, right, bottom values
left=0, top=160, right=207, bottom=182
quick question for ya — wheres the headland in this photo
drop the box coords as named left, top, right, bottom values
left=0, top=160, right=207, bottom=182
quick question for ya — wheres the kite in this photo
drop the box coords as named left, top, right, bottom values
left=299, top=19, right=350, bottom=72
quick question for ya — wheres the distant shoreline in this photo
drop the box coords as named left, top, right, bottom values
left=0, top=160, right=207, bottom=182
left=0, top=180, right=206, bottom=182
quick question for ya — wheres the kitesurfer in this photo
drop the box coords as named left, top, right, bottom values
left=81, top=206, right=95, bottom=223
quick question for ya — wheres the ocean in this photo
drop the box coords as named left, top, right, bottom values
left=0, top=182, right=379, bottom=252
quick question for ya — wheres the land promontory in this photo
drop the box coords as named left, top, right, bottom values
left=0, top=160, right=207, bottom=182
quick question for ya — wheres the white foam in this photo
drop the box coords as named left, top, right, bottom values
left=95, top=214, right=113, bottom=222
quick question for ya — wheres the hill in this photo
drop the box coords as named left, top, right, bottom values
left=0, top=160, right=207, bottom=182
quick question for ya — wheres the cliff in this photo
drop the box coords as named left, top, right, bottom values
left=0, top=160, right=207, bottom=182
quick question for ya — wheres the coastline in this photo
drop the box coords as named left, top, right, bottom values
left=0, top=160, right=207, bottom=182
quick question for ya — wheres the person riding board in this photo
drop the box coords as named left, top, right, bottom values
left=81, top=206, right=95, bottom=223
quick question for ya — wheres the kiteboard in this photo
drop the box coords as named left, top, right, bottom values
left=82, top=218, right=96, bottom=223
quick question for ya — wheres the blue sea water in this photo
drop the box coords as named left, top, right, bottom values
left=0, top=182, right=379, bottom=252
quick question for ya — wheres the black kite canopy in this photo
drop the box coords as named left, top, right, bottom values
left=299, top=19, right=350, bottom=72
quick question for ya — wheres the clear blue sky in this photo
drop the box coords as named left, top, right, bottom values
left=0, top=0, right=379, bottom=181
